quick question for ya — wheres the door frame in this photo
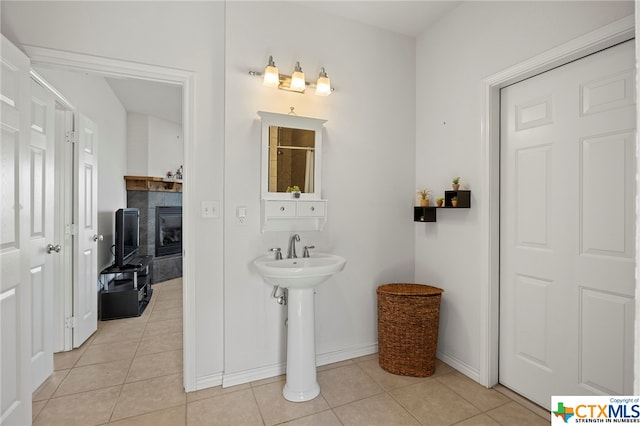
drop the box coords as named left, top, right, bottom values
left=478, top=15, right=635, bottom=388
left=23, top=46, right=197, bottom=391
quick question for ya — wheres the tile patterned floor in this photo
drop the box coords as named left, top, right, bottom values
left=32, top=278, right=549, bottom=425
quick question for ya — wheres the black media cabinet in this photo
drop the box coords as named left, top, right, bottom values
left=99, top=255, right=153, bottom=320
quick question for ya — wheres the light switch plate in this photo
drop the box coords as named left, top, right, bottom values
left=201, top=200, right=219, bottom=218
left=237, top=206, right=247, bottom=225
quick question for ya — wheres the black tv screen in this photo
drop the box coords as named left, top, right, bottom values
left=114, top=208, right=139, bottom=267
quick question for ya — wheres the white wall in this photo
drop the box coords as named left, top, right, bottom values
left=127, top=113, right=183, bottom=177
left=32, top=67, right=127, bottom=270
left=148, top=115, right=182, bottom=178
left=126, top=113, right=149, bottom=176
left=1, top=1, right=226, bottom=384
left=223, top=2, right=416, bottom=379
left=414, top=1, right=634, bottom=381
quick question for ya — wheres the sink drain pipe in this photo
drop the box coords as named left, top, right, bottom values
left=271, top=285, right=288, bottom=305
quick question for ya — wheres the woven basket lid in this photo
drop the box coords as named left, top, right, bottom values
left=377, top=283, right=443, bottom=296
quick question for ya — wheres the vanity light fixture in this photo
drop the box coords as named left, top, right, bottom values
left=249, top=56, right=333, bottom=95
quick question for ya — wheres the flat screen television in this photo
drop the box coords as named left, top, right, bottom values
left=114, top=208, right=139, bottom=267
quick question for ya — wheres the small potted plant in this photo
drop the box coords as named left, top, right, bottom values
left=436, top=197, right=444, bottom=207
left=452, top=176, right=460, bottom=191
left=286, top=185, right=301, bottom=198
left=451, top=196, right=458, bottom=207
left=417, top=189, right=431, bottom=207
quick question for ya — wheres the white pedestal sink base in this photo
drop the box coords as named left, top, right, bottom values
left=283, top=288, right=319, bottom=402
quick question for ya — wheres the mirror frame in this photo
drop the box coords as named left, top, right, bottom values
left=258, top=111, right=327, bottom=200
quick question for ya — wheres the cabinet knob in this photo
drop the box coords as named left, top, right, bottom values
left=310, top=206, right=315, bottom=212
left=280, top=206, right=285, bottom=211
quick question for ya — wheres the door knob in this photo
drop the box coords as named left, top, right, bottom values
left=93, top=234, right=104, bottom=242
left=46, top=244, right=61, bottom=254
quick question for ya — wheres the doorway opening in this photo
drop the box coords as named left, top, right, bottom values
left=25, top=45, right=196, bottom=391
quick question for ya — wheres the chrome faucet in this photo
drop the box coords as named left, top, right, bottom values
left=287, top=234, right=300, bottom=258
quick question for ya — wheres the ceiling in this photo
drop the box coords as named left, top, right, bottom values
left=105, top=1, right=460, bottom=124
left=105, top=77, right=183, bottom=124
left=303, top=1, right=461, bottom=37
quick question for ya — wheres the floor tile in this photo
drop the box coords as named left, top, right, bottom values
left=187, top=388, right=262, bottom=426
left=33, top=369, right=70, bottom=401
left=32, top=400, right=46, bottom=422
left=54, top=347, right=85, bottom=370
left=455, top=413, right=502, bottom=425
left=53, top=359, right=130, bottom=397
left=333, top=393, right=420, bottom=426
left=76, top=339, right=139, bottom=367
left=280, top=409, right=343, bottom=426
left=91, top=322, right=146, bottom=345
left=136, top=331, right=183, bottom=356
left=357, top=358, right=427, bottom=391
left=485, top=401, right=549, bottom=426
left=431, top=358, right=455, bottom=378
left=108, top=404, right=186, bottom=426
left=111, top=373, right=185, bottom=421
left=33, top=385, right=120, bottom=426
left=148, top=304, right=182, bottom=322
left=436, top=371, right=510, bottom=411
left=142, top=317, right=182, bottom=339
left=390, top=379, right=481, bottom=425
left=317, top=363, right=383, bottom=407
left=126, top=348, right=182, bottom=383
left=252, top=381, right=330, bottom=425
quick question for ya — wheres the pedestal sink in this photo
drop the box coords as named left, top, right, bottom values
left=254, top=253, right=346, bottom=402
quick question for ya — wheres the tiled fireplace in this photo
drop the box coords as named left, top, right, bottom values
left=125, top=176, right=182, bottom=283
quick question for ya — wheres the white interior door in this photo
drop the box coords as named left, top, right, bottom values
left=29, top=78, right=56, bottom=391
left=1, top=34, right=32, bottom=426
left=500, top=40, right=636, bottom=408
left=73, top=114, right=98, bottom=347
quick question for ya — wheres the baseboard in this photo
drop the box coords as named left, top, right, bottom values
left=436, top=350, right=480, bottom=383
left=222, top=362, right=286, bottom=388
left=221, top=343, right=379, bottom=388
left=316, top=343, right=379, bottom=366
left=195, top=372, right=223, bottom=390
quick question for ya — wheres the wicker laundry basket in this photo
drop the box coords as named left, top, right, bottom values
left=377, top=283, right=443, bottom=377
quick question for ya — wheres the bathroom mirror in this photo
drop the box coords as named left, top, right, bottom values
left=258, top=111, right=327, bottom=200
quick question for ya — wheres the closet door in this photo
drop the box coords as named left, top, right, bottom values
left=500, top=40, right=635, bottom=408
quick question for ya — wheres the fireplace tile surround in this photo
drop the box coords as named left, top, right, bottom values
left=126, top=189, right=182, bottom=283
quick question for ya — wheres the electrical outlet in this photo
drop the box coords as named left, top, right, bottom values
left=201, top=201, right=219, bottom=218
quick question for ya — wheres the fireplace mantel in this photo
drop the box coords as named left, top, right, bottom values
left=124, top=175, right=182, bottom=193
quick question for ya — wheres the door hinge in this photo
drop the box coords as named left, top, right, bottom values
left=65, top=316, right=78, bottom=329
left=66, top=131, right=76, bottom=144
left=69, top=224, right=78, bottom=236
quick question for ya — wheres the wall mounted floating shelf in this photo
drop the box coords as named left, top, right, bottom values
left=414, top=190, right=470, bottom=222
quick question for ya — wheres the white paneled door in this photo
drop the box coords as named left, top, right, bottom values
left=1, top=35, right=32, bottom=426
left=73, top=114, right=98, bottom=347
left=500, top=40, right=635, bottom=408
left=29, top=79, right=56, bottom=391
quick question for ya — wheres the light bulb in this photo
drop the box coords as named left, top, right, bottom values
left=315, top=67, right=331, bottom=96
left=263, top=56, right=279, bottom=88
